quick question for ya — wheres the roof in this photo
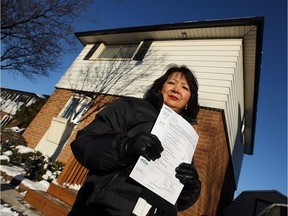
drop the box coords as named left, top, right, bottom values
left=74, top=16, right=264, bottom=155
left=224, top=190, right=287, bottom=216
left=75, top=16, right=264, bottom=45
left=1, top=87, right=44, bottom=99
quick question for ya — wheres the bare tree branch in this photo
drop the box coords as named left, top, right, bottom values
left=1, top=0, right=96, bottom=79
left=62, top=49, right=166, bottom=122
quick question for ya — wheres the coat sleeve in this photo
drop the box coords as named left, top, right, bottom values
left=70, top=98, right=134, bottom=172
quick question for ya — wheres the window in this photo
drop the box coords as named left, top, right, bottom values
left=72, top=100, right=91, bottom=124
left=7, top=93, right=15, bottom=100
left=60, top=96, right=91, bottom=124
left=0, top=91, right=8, bottom=99
left=84, top=41, right=153, bottom=61
left=61, top=98, right=80, bottom=119
left=0, top=115, right=12, bottom=127
left=98, top=44, right=139, bottom=59
left=18, top=95, right=30, bottom=103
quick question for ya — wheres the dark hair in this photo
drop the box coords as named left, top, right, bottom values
left=144, top=65, right=199, bottom=120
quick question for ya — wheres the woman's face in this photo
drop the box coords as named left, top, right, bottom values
left=161, top=72, right=191, bottom=113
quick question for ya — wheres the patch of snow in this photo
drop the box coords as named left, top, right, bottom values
left=15, top=145, right=34, bottom=154
left=3, top=151, right=13, bottom=156
left=42, top=174, right=48, bottom=181
left=21, top=179, right=50, bottom=192
left=0, top=155, right=10, bottom=162
left=8, top=126, right=21, bottom=132
left=63, top=182, right=81, bottom=191
left=46, top=170, right=53, bottom=177
left=0, top=165, right=24, bottom=178
left=0, top=165, right=50, bottom=192
left=0, top=204, right=19, bottom=216
left=7, top=126, right=25, bottom=134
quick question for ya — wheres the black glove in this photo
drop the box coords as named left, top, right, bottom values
left=175, top=162, right=201, bottom=211
left=125, top=132, right=163, bottom=161
left=175, top=162, right=199, bottom=189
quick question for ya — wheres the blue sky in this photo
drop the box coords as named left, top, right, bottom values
left=1, top=0, right=287, bottom=197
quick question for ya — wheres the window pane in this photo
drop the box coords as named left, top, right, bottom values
left=19, top=95, right=29, bottom=103
left=0, top=115, right=12, bottom=127
left=99, top=46, right=119, bottom=58
left=116, top=45, right=138, bottom=58
left=99, top=44, right=138, bottom=59
left=72, top=100, right=91, bottom=124
left=61, top=98, right=80, bottom=119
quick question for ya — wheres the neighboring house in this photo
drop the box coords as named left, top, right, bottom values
left=22, top=16, right=264, bottom=215
left=224, top=190, right=287, bottom=216
left=0, top=88, right=44, bottom=127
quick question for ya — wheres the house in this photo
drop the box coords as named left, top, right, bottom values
left=22, top=16, right=264, bottom=215
left=0, top=87, right=45, bottom=127
left=224, top=190, right=287, bottom=216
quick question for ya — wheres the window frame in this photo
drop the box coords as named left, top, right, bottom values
left=85, top=40, right=153, bottom=61
left=89, top=43, right=140, bottom=60
left=58, top=94, right=91, bottom=124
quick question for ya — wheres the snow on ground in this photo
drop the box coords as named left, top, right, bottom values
left=0, top=140, right=82, bottom=216
left=0, top=176, right=26, bottom=216
left=0, top=165, right=81, bottom=216
left=0, top=204, right=19, bottom=216
left=0, top=165, right=51, bottom=192
left=0, top=166, right=50, bottom=216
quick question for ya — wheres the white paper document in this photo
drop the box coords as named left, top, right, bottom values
left=129, top=104, right=199, bottom=205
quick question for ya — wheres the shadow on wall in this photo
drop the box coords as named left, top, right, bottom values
left=35, top=49, right=167, bottom=161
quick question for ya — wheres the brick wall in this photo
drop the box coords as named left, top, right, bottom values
left=178, top=108, right=235, bottom=216
left=184, top=109, right=234, bottom=216
left=23, top=88, right=72, bottom=149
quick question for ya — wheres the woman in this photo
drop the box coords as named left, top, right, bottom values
left=69, top=65, right=201, bottom=216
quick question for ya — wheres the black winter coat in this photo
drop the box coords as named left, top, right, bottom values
left=69, top=94, right=201, bottom=216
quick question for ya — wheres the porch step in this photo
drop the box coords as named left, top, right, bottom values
left=24, top=189, right=71, bottom=216
left=47, top=183, right=77, bottom=206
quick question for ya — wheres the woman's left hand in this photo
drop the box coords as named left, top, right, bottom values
left=175, top=162, right=201, bottom=211
left=175, top=162, right=199, bottom=187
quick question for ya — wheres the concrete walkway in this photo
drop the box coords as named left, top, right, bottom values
left=1, top=178, right=43, bottom=216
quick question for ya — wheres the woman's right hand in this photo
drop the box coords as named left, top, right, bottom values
left=125, top=132, right=163, bottom=161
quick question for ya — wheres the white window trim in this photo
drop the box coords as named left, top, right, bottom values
left=89, top=43, right=105, bottom=60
